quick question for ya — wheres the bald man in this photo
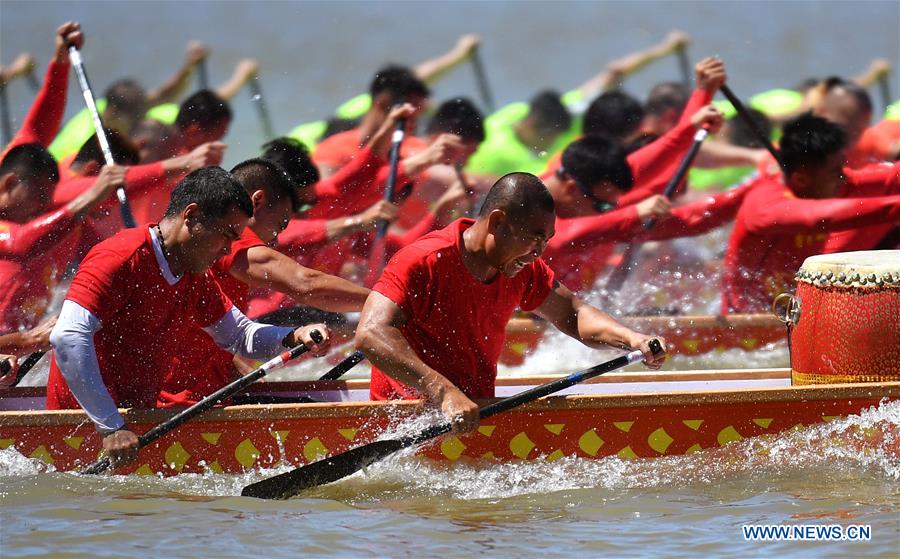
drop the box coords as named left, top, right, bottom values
left=354, top=172, right=668, bottom=433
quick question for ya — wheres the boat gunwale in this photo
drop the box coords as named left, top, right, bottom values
left=3, top=380, right=896, bottom=427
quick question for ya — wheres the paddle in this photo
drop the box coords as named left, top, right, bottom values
left=604, top=125, right=712, bottom=296
left=6, top=350, right=47, bottom=388
left=0, top=82, right=11, bottom=145
left=877, top=72, right=892, bottom=114
left=248, top=76, right=276, bottom=140
left=470, top=46, right=495, bottom=113
left=197, top=58, right=210, bottom=90
left=241, top=339, right=661, bottom=500
left=719, top=84, right=783, bottom=170
left=317, top=350, right=366, bottom=381
left=67, top=45, right=137, bottom=228
left=80, top=330, right=323, bottom=475
left=676, top=45, right=692, bottom=87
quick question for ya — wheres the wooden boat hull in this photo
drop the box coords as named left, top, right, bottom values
left=501, top=313, right=785, bottom=365
left=1, top=371, right=893, bottom=476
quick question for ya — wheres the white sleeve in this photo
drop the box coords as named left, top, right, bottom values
left=49, top=300, right=125, bottom=434
left=202, top=306, right=294, bottom=360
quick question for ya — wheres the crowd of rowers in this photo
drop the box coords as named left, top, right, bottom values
left=0, top=23, right=897, bottom=466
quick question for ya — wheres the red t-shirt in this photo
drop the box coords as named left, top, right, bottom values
left=824, top=162, right=900, bottom=252
left=856, top=120, right=900, bottom=163
left=722, top=175, right=900, bottom=313
left=312, top=128, right=426, bottom=175
left=46, top=227, right=233, bottom=410
left=370, top=218, right=555, bottom=400
left=157, top=227, right=266, bottom=407
left=0, top=209, right=82, bottom=331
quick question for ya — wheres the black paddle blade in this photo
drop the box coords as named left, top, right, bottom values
left=241, top=439, right=404, bottom=499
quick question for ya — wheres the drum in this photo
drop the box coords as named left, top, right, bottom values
left=775, top=250, right=900, bottom=385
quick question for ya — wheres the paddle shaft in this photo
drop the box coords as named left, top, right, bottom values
left=403, top=347, right=649, bottom=446
left=604, top=127, right=710, bottom=295
left=878, top=73, right=892, bottom=113
left=68, top=46, right=137, bottom=228
left=719, top=84, right=783, bottom=170
left=376, top=118, right=406, bottom=239
left=0, top=82, right=11, bottom=145
left=81, top=335, right=321, bottom=475
left=248, top=77, right=276, bottom=140
left=317, top=350, right=365, bottom=381
left=676, top=46, right=692, bottom=87
left=197, top=58, right=210, bottom=90
left=470, top=48, right=495, bottom=113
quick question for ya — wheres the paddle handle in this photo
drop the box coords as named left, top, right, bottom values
left=405, top=341, right=659, bottom=446
left=249, top=77, right=276, bottom=140
left=471, top=47, right=495, bottom=113
left=317, top=350, right=365, bottom=381
left=719, top=84, right=783, bottom=170
left=67, top=45, right=136, bottom=228
left=376, top=118, right=406, bottom=239
left=197, top=58, right=210, bottom=90
left=878, top=73, right=892, bottom=113
left=643, top=126, right=709, bottom=230
left=80, top=332, right=321, bottom=475
left=10, top=350, right=47, bottom=388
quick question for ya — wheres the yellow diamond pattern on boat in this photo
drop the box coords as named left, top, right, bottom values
left=270, top=430, right=289, bottom=444
left=717, top=426, right=743, bottom=446
left=64, top=436, right=84, bottom=450
left=508, top=342, right=527, bottom=356
left=164, top=442, right=190, bottom=471
left=682, top=340, right=700, bottom=352
left=648, top=428, right=674, bottom=454
left=740, top=338, right=758, bottom=350
left=338, top=428, right=358, bottom=441
left=303, top=438, right=329, bottom=463
left=578, top=429, right=604, bottom=456
left=546, top=449, right=564, bottom=461
left=543, top=424, right=565, bottom=435
left=509, top=432, right=535, bottom=459
left=235, top=439, right=260, bottom=469
left=134, top=464, right=154, bottom=476
left=822, top=416, right=839, bottom=422
left=614, top=421, right=634, bottom=433
left=683, top=420, right=704, bottom=431
left=481, top=452, right=495, bottom=460
left=440, top=436, right=466, bottom=461
left=201, top=432, right=221, bottom=445
left=477, top=425, right=496, bottom=437
left=617, top=446, right=638, bottom=459
left=29, top=445, right=53, bottom=465
left=0, top=439, right=14, bottom=449
left=753, top=418, right=773, bottom=429
left=686, top=444, right=702, bottom=453
left=207, top=461, right=223, bottom=474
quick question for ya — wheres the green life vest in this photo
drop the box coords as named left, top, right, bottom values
left=465, top=89, right=583, bottom=177
left=145, top=103, right=178, bottom=125
left=49, top=99, right=109, bottom=160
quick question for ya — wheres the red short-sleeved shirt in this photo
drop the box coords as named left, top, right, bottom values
left=46, top=226, right=233, bottom=410
left=370, top=218, right=555, bottom=400
left=157, top=228, right=266, bottom=407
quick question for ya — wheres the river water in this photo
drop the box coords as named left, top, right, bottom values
left=2, top=1, right=899, bottom=557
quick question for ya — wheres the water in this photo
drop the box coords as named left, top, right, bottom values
left=3, top=1, right=899, bottom=556
left=2, top=399, right=898, bottom=557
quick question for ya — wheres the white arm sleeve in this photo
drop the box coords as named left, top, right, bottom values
left=203, top=306, right=295, bottom=361
left=49, top=300, right=125, bottom=434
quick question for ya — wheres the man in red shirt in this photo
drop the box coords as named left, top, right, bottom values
left=722, top=114, right=900, bottom=314
left=158, top=159, right=370, bottom=406
left=355, top=173, right=668, bottom=433
left=313, top=66, right=430, bottom=179
left=46, top=167, right=331, bottom=467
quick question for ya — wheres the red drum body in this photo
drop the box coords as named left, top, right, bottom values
left=788, top=251, right=900, bottom=385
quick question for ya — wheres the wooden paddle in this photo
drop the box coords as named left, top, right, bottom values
left=80, top=330, right=327, bottom=475
left=248, top=76, right=276, bottom=140
left=470, top=46, right=495, bottom=113
left=719, top=84, right=784, bottom=170
left=67, top=44, right=137, bottom=228
left=241, top=339, right=662, bottom=500
left=604, top=125, right=712, bottom=296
